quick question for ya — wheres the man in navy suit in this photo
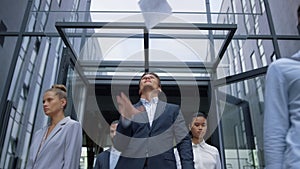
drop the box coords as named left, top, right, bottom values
left=94, top=120, right=120, bottom=169
left=114, top=72, right=194, bottom=169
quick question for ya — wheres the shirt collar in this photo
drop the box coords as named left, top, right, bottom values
left=199, top=140, right=206, bottom=147
left=140, top=97, right=158, bottom=105
left=47, top=116, right=70, bottom=127
left=111, top=146, right=121, bottom=154
left=192, top=140, right=206, bottom=148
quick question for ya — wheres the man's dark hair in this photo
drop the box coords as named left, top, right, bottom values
left=139, top=72, right=161, bottom=87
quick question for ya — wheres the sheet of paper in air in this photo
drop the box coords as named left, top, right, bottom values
left=138, top=0, right=172, bottom=30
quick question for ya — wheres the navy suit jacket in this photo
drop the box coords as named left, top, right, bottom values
left=94, top=150, right=110, bottom=169
left=114, top=100, right=194, bottom=169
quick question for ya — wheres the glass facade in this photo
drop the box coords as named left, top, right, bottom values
left=217, top=76, right=266, bottom=168
left=0, top=0, right=299, bottom=169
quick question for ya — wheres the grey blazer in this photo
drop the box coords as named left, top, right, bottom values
left=26, top=116, right=82, bottom=169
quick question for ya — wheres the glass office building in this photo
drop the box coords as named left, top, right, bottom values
left=0, top=0, right=299, bottom=168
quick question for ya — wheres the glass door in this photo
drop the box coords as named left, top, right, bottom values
left=57, top=47, right=88, bottom=122
left=214, top=76, right=265, bottom=169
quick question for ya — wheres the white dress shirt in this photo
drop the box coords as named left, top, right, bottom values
left=140, top=97, right=158, bottom=127
left=193, top=140, right=221, bottom=169
left=174, top=140, right=221, bottom=169
left=109, top=146, right=121, bottom=169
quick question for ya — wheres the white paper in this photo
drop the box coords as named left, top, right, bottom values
left=138, top=0, right=172, bottom=29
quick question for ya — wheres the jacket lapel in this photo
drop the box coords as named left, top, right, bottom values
left=134, top=100, right=167, bottom=129
left=32, top=127, right=47, bottom=161
left=38, top=117, right=69, bottom=155
left=134, top=101, right=150, bottom=127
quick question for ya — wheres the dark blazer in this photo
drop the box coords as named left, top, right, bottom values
left=94, top=150, right=110, bottom=169
left=114, top=100, right=194, bottom=169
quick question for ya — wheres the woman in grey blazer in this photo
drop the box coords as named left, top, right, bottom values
left=26, top=84, right=82, bottom=169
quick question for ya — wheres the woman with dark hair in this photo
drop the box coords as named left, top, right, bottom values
left=175, top=112, right=221, bottom=169
left=26, top=84, right=82, bottom=169
left=189, top=112, right=221, bottom=169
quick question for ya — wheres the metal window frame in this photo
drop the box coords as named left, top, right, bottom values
left=55, top=21, right=237, bottom=85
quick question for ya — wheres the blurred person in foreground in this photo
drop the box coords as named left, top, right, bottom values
left=264, top=49, right=300, bottom=168
left=264, top=18, right=300, bottom=168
